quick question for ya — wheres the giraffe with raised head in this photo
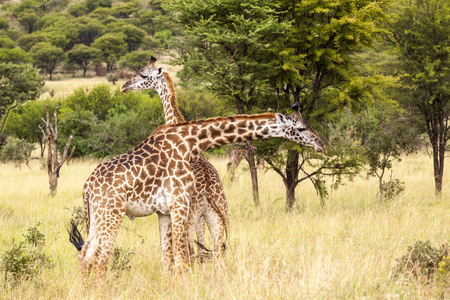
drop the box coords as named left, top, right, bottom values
left=68, top=102, right=326, bottom=297
left=120, top=56, right=229, bottom=261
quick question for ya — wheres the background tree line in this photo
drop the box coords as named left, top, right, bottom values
left=0, top=0, right=449, bottom=210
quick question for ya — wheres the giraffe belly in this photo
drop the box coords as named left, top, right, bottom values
left=125, top=187, right=170, bottom=217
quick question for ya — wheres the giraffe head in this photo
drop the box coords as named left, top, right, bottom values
left=120, top=56, right=164, bottom=93
left=275, top=103, right=326, bottom=153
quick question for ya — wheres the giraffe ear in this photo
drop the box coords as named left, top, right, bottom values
left=275, top=113, right=287, bottom=124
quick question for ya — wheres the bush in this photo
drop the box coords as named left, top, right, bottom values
left=379, top=179, right=405, bottom=201
left=0, top=136, right=35, bottom=167
left=110, top=246, right=134, bottom=272
left=1, top=222, right=52, bottom=287
left=394, top=240, right=449, bottom=283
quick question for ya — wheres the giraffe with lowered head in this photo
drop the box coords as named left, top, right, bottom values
left=120, top=56, right=229, bottom=261
left=68, top=98, right=326, bottom=297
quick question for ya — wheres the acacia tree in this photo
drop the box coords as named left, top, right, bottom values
left=165, top=0, right=289, bottom=208
left=388, top=0, right=450, bottom=196
left=256, top=0, right=389, bottom=211
left=30, top=43, right=64, bottom=80
left=67, top=44, right=101, bottom=77
left=0, top=63, right=43, bottom=141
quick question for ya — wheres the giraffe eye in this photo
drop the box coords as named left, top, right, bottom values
left=140, top=74, right=148, bottom=79
left=297, top=128, right=307, bottom=133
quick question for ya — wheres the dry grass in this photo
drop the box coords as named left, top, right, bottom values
left=1, top=153, right=449, bottom=299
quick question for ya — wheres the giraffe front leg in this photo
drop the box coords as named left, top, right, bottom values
left=157, top=213, right=174, bottom=274
left=170, top=194, right=190, bottom=274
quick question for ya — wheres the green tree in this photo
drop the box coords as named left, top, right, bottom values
left=91, top=33, right=127, bottom=72
left=119, top=51, right=152, bottom=73
left=388, top=0, right=450, bottom=196
left=4, top=100, right=50, bottom=157
left=18, top=12, right=40, bottom=34
left=75, top=17, right=104, bottom=46
left=17, top=33, right=50, bottom=52
left=166, top=0, right=290, bottom=208
left=67, top=44, right=101, bottom=77
left=30, top=42, right=64, bottom=80
left=105, top=23, right=146, bottom=52
left=258, top=0, right=389, bottom=211
left=85, top=0, right=113, bottom=12
left=0, top=48, right=32, bottom=64
left=0, top=17, right=10, bottom=30
left=0, top=63, right=44, bottom=140
left=68, top=3, right=88, bottom=17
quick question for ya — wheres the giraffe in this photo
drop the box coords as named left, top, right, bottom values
left=120, top=56, right=229, bottom=261
left=68, top=106, right=326, bottom=297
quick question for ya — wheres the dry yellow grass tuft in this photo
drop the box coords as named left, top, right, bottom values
left=0, top=153, right=449, bottom=298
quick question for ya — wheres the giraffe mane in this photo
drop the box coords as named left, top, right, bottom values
left=163, top=72, right=185, bottom=123
left=173, top=113, right=277, bottom=127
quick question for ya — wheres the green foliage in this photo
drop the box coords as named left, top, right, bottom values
left=59, top=84, right=164, bottom=157
left=17, top=32, right=50, bottom=52
left=88, top=106, right=163, bottom=157
left=110, top=246, right=134, bottom=272
left=18, top=11, right=40, bottom=33
left=119, top=51, right=152, bottom=73
left=85, top=0, right=113, bottom=12
left=154, top=29, right=171, bottom=47
left=0, top=136, right=34, bottom=167
left=111, top=2, right=139, bottom=19
left=23, top=221, right=45, bottom=247
left=176, top=86, right=230, bottom=121
left=0, top=63, right=43, bottom=120
left=0, top=48, right=32, bottom=64
left=58, top=108, right=96, bottom=157
left=30, top=42, right=64, bottom=79
left=378, top=179, right=404, bottom=201
left=0, top=17, right=10, bottom=30
left=105, top=23, right=146, bottom=52
left=74, top=16, right=104, bottom=46
left=91, top=33, right=127, bottom=72
left=388, top=0, right=450, bottom=195
left=0, top=36, right=16, bottom=49
left=106, top=72, right=118, bottom=84
left=395, top=240, right=449, bottom=283
left=67, top=44, right=101, bottom=77
left=3, top=99, right=51, bottom=156
left=68, top=3, right=88, bottom=17
left=1, top=222, right=52, bottom=286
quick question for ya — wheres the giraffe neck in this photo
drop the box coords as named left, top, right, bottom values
left=168, top=113, right=283, bottom=158
left=156, top=73, right=185, bottom=125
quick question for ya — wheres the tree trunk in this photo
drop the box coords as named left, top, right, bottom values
left=49, top=173, right=58, bottom=196
left=285, top=149, right=299, bottom=212
left=245, top=141, right=260, bottom=208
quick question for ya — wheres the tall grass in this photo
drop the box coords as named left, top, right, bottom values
left=0, top=153, right=449, bottom=298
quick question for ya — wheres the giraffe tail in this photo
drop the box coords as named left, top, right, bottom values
left=67, top=219, right=85, bottom=251
left=195, top=240, right=212, bottom=253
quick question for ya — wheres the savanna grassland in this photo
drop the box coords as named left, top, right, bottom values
left=1, top=152, right=450, bottom=299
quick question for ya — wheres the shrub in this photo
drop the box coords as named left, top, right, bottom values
left=379, top=179, right=405, bottom=201
left=0, top=136, right=35, bottom=167
left=110, top=246, right=134, bottom=272
left=1, top=222, right=52, bottom=286
left=394, top=240, right=449, bottom=283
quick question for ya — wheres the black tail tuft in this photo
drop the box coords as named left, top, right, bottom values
left=67, top=219, right=85, bottom=251
left=194, top=240, right=212, bottom=253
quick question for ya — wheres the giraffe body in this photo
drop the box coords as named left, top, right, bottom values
left=72, top=105, right=326, bottom=296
